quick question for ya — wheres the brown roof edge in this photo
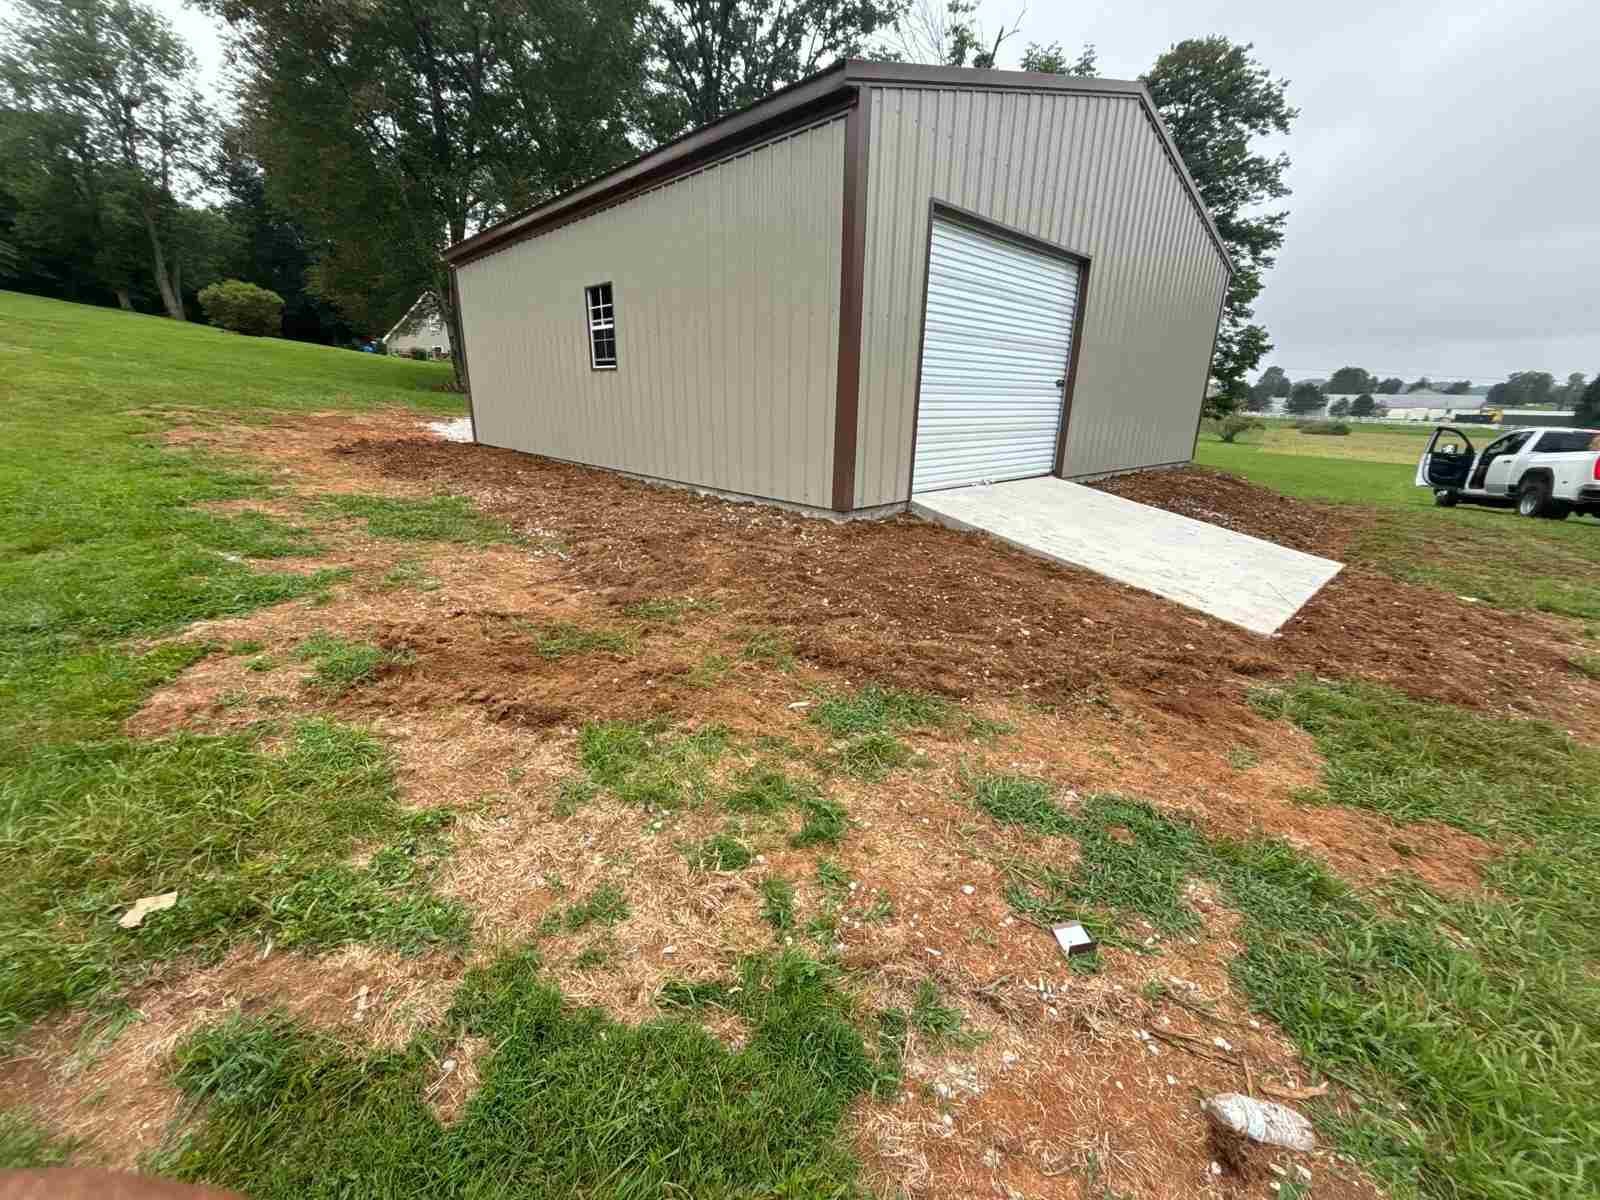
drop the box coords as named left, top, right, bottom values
left=444, top=58, right=1232, bottom=277
left=443, top=64, right=857, bottom=266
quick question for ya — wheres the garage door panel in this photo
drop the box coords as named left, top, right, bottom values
left=912, top=217, right=1079, bottom=494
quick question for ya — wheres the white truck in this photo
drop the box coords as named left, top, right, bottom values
left=1417, top=425, right=1600, bottom=519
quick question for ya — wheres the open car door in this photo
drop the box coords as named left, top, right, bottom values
left=1417, top=427, right=1476, bottom=489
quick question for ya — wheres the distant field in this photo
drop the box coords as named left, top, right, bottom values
left=1247, top=420, right=1440, bottom=465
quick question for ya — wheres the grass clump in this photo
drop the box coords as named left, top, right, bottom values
left=964, top=715, right=1016, bottom=743
left=1569, top=653, right=1600, bottom=680
left=908, top=981, right=980, bottom=1048
left=970, top=773, right=1073, bottom=833
left=0, top=1110, right=76, bottom=1169
left=792, top=796, right=848, bottom=847
left=551, top=777, right=599, bottom=817
left=543, top=884, right=630, bottom=934
left=721, top=764, right=848, bottom=846
left=532, top=622, right=635, bottom=660
left=169, top=946, right=893, bottom=1198
left=685, top=832, right=755, bottom=872
left=809, top=684, right=951, bottom=736
left=836, top=731, right=914, bottom=781
left=292, top=631, right=414, bottom=692
left=619, top=596, right=720, bottom=623
left=739, top=629, right=796, bottom=669
left=319, top=493, right=517, bottom=545
left=577, top=719, right=729, bottom=810
left=0, top=720, right=465, bottom=1037
left=759, top=878, right=797, bottom=933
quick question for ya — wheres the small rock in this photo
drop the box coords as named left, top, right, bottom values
left=961, top=884, right=975, bottom=896
left=1165, top=1074, right=1178, bottom=1086
left=663, top=945, right=676, bottom=955
left=1249, top=1018, right=1261, bottom=1029
left=1269, top=1164, right=1287, bottom=1178
left=1213, top=1036, right=1233, bottom=1052
left=1202, top=1093, right=1316, bottom=1152
left=1294, top=1165, right=1312, bottom=1184
left=981, top=1147, right=1001, bottom=1169
left=1209, top=1162, right=1222, bottom=1176
left=927, top=948, right=942, bottom=957
left=441, top=1058, right=457, bottom=1073
left=1001, top=1052, right=1018, bottom=1067
left=941, top=1113, right=953, bottom=1127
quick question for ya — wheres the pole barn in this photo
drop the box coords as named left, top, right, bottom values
left=445, top=60, right=1231, bottom=517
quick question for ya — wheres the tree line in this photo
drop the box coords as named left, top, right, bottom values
left=2, top=0, right=1295, bottom=391
left=1245, top=365, right=1599, bottom=423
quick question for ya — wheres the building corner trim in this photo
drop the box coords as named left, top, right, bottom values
left=831, top=84, right=871, bottom=512
left=448, top=266, right=478, bottom=443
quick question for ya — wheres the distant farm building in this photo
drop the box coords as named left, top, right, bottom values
left=383, top=294, right=452, bottom=359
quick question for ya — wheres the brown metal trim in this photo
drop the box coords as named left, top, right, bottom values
left=898, top=201, right=1093, bottom=493
left=931, top=200, right=1090, bottom=268
left=444, top=60, right=1229, bottom=278
left=831, top=84, right=871, bottom=512
left=446, top=73, right=856, bottom=266
left=1190, top=274, right=1232, bottom=460
left=901, top=199, right=939, bottom=504
left=1053, top=259, right=1092, bottom=478
left=447, top=266, right=477, bottom=443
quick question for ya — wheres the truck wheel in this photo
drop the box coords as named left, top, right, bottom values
left=1434, top=489, right=1459, bottom=507
left=1517, top=477, right=1554, bottom=518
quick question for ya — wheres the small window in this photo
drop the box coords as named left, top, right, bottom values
left=585, top=282, right=616, bottom=369
left=1535, top=430, right=1600, bottom=453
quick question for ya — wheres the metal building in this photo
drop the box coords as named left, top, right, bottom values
left=444, top=60, right=1231, bottom=517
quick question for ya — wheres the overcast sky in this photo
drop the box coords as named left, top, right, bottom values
left=149, top=0, right=1600, bottom=385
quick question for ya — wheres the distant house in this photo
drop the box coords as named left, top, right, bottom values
left=382, top=294, right=452, bottom=359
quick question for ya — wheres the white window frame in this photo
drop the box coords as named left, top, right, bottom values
left=585, top=282, right=617, bottom=370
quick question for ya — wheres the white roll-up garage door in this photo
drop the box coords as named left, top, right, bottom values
left=911, top=217, right=1081, bottom=494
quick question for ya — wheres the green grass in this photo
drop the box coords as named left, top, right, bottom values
left=541, top=884, right=630, bottom=934
left=292, top=631, right=415, bottom=691
left=618, top=596, right=721, bottom=623
left=980, top=680, right=1600, bottom=1200
left=908, top=981, right=980, bottom=1049
left=529, top=621, right=636, bottom=660
left=759, top=878, right=797, bottom=933
left=719, top=764, right=848, bottom=847
left=0, top=720, right=467, bottom=1038
left=0, top=292, right=464, bottom=1039
left=685, top=831, right=755, bottom=871
left=834, top=731, right=915, bottom=782
left=0, top=1109, right=76, bottom=1169
left=970, top=773, right=1073, bottom=833
left=809, top=685, right=951, bottom=736
left=319, top=493, right=518, bottom=545
left=576, top=719, right=730, bottom=810
left=739, top=629, right=796, bottom=669
left=1196, top=439, right=1600, bottom=619
left=1571, top=653, right=1600, bottom=680
left=165, top=947, right=895, bottom=1199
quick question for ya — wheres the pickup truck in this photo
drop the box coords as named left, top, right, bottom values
left=1417, top=425, right=1600, bottom=519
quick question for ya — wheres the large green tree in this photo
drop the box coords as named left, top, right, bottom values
left=1557, top=371, right=1587, bottom=409
left=1018, top=39, right=1097, bottom=76
left=1246, top=364, right=1289, bottom=411
left=207, top=0, right=654, bottom=376
left=1375, top=377, right=1404, bottom=394
left=1486, top=371, right=1557, bottom=408
left=1575, top=375, right=1600, bottom=427
left=1285, top=380, right=1324, bottom=416
left=0, top=0, right=215, bottom=319
left=647, top=0, right=901, bottom=137
left=1326, top=366, right=1374, bottom=395
left=1144, top=38, right=1296, bottom=414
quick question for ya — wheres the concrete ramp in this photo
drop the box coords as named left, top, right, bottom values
left=911, top=476, right=1342, bottom=636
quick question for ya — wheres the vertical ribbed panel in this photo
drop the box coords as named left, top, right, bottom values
left=855, top=87, right=1230, bottom=506
left=456, top=118, right=845, bottom=509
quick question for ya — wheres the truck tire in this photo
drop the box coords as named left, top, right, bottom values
left=1517, top=477, right=1556, bottom=518
left=1434, top=489, right=1458, bottom=507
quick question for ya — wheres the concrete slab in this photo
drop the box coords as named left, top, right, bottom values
left=911, top=476, right=1342, bottom=636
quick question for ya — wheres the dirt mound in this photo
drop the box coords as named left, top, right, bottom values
left=333, top=437, right=1594, bottom=732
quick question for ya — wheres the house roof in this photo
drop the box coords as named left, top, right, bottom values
left=442, top=60, right=1230, bottom=273
left=382, top=293, right=439, bottom=343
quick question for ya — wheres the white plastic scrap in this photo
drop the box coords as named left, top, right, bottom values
left=1202, top=1093, right=1317, bottom=1152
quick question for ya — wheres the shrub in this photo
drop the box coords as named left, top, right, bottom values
left=1204, top=414, right=1263, bottom=444
left=408, top=347, right=429, bottom=361
left=1296, top=420, right=1351, bottom=436
left=197, top=279, right=284, bottom=336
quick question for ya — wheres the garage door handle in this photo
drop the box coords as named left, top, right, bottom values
left=1055, top=378, right=1065, bottom=388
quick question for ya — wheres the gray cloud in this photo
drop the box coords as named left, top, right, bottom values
left=1014, top=0, right=1600, bottom=382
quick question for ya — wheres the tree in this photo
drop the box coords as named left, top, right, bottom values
left=1486, top=371, right=1557, bottom=409
left=647, top=0, right=902, bottom=138
left=1349, top=392, right=1376, bottom=418
left=1246, top=365, right=1288, bottom=411
left=1405, top=376, right=1433, bottom=393
left=1375, top=377, right=1404, bottom=394
left=208, top=0, right=653, bottom=383
left=1144, top=38, right=1296, bottom=414
left=1285, top=381, right=1324, bottom=416
left=1326, top=366, right=1373, bottom=396
left=883, top=0, right=1020, bottom=69
left=1575, top=375, right=1600, bottom=427
left=1443, top=380, right=1472, bottom=395
left=1019, top=40, right=1097, bottom=76
left=1327, top=397, right=1350, bottom=418
left=1, top=0, right=216, bottom=320
left=1557, top=372, right=1587, bottom=409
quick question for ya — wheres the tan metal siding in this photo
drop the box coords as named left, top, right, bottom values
left=456, top=117, right=846, bottom=508
left=855, top=86, right=1230, bottom=506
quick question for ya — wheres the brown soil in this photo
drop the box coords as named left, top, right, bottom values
left=27, top=406, right=1584, bottom=1194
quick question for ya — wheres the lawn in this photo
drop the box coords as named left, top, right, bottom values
left=1197, top=429, right=1600, bottom=621
left=3, top=290, right=1600, bottom=1200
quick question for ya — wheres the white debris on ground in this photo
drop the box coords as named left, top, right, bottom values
left=425, top=417, right=474, bottom=442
